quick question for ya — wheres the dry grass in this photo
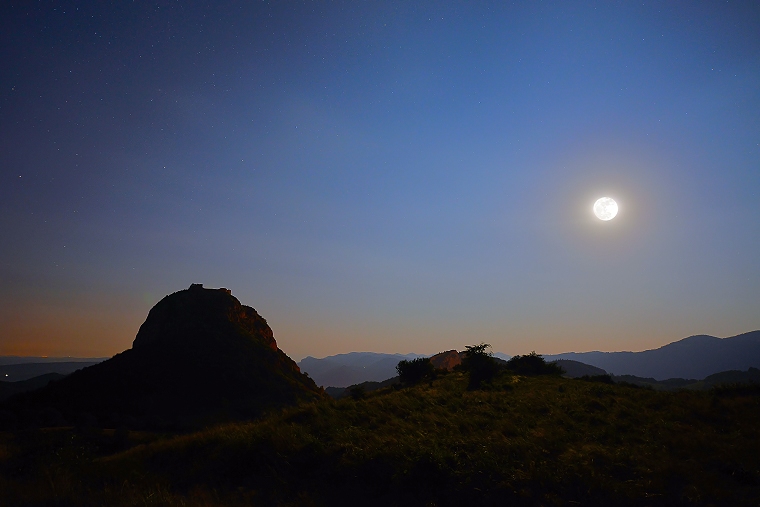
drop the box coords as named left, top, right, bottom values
left=1, top=372, right=759, bottom=506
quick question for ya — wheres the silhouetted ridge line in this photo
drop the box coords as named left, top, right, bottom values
left=545, top=330, right=760, bottom=380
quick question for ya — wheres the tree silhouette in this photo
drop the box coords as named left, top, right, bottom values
left=461, top=343, right=501, bottom=389
left=396, top=358, right=434, bottom=385
left=505, top=352, right=564, bottom=376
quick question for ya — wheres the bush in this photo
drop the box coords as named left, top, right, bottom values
left=505, top=352, right=564, bottom=376
left=396, top=358, right=434, bottom=385
left=349, top=386, right=366, bottom=400
left=461, top=343, right=501, bottom=389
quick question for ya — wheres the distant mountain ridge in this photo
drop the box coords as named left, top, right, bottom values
left=551, top=360, right=607, bottom=378
left=544, top=331, right=760, bottom=380
left=298, top=352, right=422, bottom=388
left=0, top=361, right=105, bottom=382
left=299, top=331, right=760, bottom=386
left=298, top=350, right=515, bottom=388
left=0, top=373, right=66, bottom=402
left=0, top=357, right=108, bottom=366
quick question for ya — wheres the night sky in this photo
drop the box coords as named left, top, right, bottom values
left=2, top=1, right=759, bottom=360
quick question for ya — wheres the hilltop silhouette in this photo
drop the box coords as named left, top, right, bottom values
left=0, top=284, right=323, bottom=429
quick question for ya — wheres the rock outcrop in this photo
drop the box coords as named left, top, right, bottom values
left=430, top=350, right=466, bottom=371
left=0, top=285, right=323, bottom=429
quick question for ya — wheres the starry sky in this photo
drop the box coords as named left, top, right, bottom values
left=2, top=1, right=759, bottom=360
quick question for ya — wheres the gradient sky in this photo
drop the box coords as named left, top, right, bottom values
left=2, top=1, right=759, bottom=361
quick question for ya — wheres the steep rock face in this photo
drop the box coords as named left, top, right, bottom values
left=1, top=285, right=322, bottom=429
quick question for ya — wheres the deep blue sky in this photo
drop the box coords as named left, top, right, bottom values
left=2, top=1, right=759, bottom=360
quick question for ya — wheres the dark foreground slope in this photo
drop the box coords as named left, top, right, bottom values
left=2, top=371, right=758, bottom=506
left=0, top=285, right=323, bottom=429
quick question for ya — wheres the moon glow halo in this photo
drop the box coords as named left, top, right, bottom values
left=593, top=197, right=618, bottom=221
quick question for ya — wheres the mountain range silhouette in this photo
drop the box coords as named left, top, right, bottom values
left=299, top=331, right=760, bottom=387
left=544, top=331, right=760, bottom=380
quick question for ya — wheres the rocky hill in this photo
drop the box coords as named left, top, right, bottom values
left=0, top=284, right=323, bottom=429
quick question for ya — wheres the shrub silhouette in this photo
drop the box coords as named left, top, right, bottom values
left=349, top=386, right=366, bottom=400
left=505, top=351, right=564, bottom=376
left=396, top=358, right=434, bottom=385
left=461, top=343, right=501, bottom=389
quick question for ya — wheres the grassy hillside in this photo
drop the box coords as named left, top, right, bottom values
left=1, top=371, right=759, bottom=506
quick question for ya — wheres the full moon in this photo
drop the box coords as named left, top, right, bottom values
left=593, top=197, right=618, bottom=221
